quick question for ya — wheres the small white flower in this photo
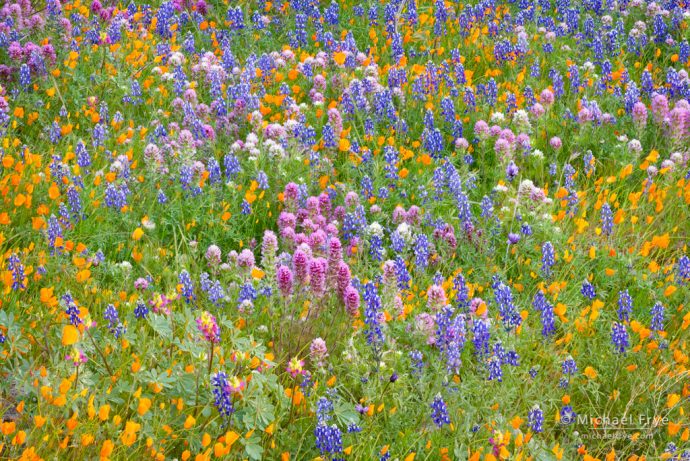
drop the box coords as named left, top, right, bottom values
left=628, top=139, right=643, bottom=153
left=368, top=222, right=384, bottom=238
left=512, top=109, right=531, bottom=128
left=396, top=223, right=412, bottom=242
left=490, top=111, right=506, bottom=123
left=169, top=52, right=185, bottom=66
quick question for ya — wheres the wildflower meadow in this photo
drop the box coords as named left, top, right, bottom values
left=1, top=0, right=690, bottom=460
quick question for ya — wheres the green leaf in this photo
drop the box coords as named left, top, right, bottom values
left=149, top=314, right=172, bottom=340
left=244, top=442, right=264, bottom=460
left=333, top=401, right=359, bottom=426
left=243, top=394, right=275, bottom=429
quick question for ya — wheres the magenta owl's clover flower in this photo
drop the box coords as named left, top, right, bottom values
left=382, top=260, right=397, bottom=287
left=134, top=277, right=149, bottom=290
left=632, top=101, right=648, bottom=129
left=328, top=108, right=343, bottom=136
left=530, top=103, right=545, bottom=118
left=310, top=337, right=328, bottom=366
left=205, top=244, right=222, bottom=267
left=474, top=120, right=490, bottom=139
left=406, top=205, right=421, bottom=225
left=327, top=239, right=343, bottom=285
left=578, top=107, right=593, bottom=124
left=336, top=261, right=351, bottom=296
left=196, top=311, right=220, bottom=343
left=276, top=265, right=294, bottom=298
left=516, top=133, right=531, bottom=150
left=394, top=294, right=405, bottom=317
left=343, top=284, right=360, bottom=316
left=280, top=227, right=297, bottom=249
left=308, top=230, right=327, bottom=254
left=301, top=218, right=317, bottom=234
left=310, top=91, right=325, bottom=104
left=295, top=239, right=311, bottom=254
left=237, top=249, right=255, bottom=270
left=283, top=182, right=300, bottom=208
left=540, top=88, right=554, bottom=106
left=454, top=137, right=469, bottom=151
left=202, top=124, right=215, bottom=140
left=293, top=249, right=310, bottom=285
left=499, top=128, right=516, bottom=143
left=318, top=193, right=332, bottom=218
left=261, top=230, right=278, bottom=265
left=494, top=138, right=513, bottom=161
left=327, top=237, right=342, bottom=262
left=549, top=136, right=562, bottom=150
left=669, top=105, right=690, bottom=141
left=415, top=313, right=436, bottom=345
left=8, top=41, right=23, bottom=60
left=309, top=257, right=328, bottom=298
left=195, top=0, right=208, bottom=15
left=344, top=191, right=359, bottom=207
left=278, top=211, right=297, bottom=231
left=651, top=93, right=669, bottom=124
left=226, top=250, right=238, bottom=265
left=305, top=196, right=321, bottom=217
left=426, top=284, right=447, bottom=311
left=392, top=206, right=407, bottom=224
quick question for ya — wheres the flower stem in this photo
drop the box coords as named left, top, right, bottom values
left=86, top=328, right=114, bottom=376
left=208, top=341, right=214, bottom=375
